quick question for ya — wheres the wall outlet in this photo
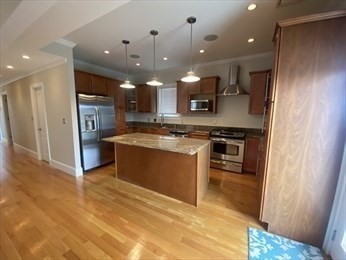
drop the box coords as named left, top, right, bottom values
left=153, top=118, right=157, bottom=122
left=213, top=120, right=217, bottom=125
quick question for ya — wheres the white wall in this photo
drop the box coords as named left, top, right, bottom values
left=0, top=40, right=83, bottom=176
left=0, top=63, right=80, bottom=171
left=131, top=52, right=273, bottom=129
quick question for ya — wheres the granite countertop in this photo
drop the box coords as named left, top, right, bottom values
left=103, top=133, right=210, bottom=155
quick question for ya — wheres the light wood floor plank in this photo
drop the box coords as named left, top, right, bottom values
left=0, top=143, right=263, bottom=259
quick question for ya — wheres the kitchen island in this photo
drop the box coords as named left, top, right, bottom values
left=103, top=133, right=210, bottom=206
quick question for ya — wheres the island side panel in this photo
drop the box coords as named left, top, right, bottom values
left=196, top=143, right=210, bottom=206
left=116, top=143, right=198, bottom=206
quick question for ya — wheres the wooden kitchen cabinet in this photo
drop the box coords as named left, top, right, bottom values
left=176, top=76, right=220, bottom=114
left=200, top=77, right=219, bottom=94
left=259, top=11, right=346, bottom=247
left=90, top=75, right=107, bottom=95
left=75, top=70, right=91, bottom=93
left=176, top=81, right=189, bottom=114
left=136, top=84, right=157, bottom=113
left=185, top=81, right=200, bottom=94
left=242, top=136, right=260, bottom=174
left=74, top=70, right=107, bottom=95
left=150, top=127, right=169, bottom=135
left=248, top=70, right=271, bottom=115
left=188, top=131, right=210, bottom=140
left=107, top=79, right=126, bottom=135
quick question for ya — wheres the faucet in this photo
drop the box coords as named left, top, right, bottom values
left=160, top=113, right=164, bottom=127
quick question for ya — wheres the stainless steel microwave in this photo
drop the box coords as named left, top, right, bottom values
left=190, top=99, right=212, bottom=111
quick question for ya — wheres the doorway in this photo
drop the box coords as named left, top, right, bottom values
left=1, top=92, right=13, bottom=144
left=324, top=142, right=346, bottom=259
left=30, top=83, right=50, bottom=162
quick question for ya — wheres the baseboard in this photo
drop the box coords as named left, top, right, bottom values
left=0, top=138, right=9, bottom=145
left=50, top=159, right=83, bottom=177
left=13, top=143, right=38, bottom=158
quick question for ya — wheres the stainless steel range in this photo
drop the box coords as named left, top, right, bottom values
left=210, top=129, right=246, bottom=173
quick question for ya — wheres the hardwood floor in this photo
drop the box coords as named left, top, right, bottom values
left=0, top=143, right=262, bottom=259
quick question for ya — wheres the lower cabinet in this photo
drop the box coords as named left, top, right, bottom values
left=188, top=131, right=210, bottom=140
left=242, top=136, right=261, bottom=174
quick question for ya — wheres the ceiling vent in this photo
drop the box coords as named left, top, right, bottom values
left=277, top=0, right=303, bottom=7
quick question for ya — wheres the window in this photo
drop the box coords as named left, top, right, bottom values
left=157, top=83, right=178, bottom=116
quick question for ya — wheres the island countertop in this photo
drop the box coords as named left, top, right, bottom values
left=103, top=133, right=210, bottom=155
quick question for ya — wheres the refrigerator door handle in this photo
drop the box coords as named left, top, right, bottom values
left=95, top=107, right=101, bottom=141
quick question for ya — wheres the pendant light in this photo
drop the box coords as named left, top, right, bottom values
left=181, top=16, right=200, bottom=83
left=120, top=40, right=135, bottom=89
left=146, top=30, right=163, bottom=86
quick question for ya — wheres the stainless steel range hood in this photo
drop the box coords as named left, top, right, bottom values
left=217, top=65, right=247, bottom=96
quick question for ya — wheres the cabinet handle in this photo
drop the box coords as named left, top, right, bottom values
left=211, top=159, right=226, bottom=165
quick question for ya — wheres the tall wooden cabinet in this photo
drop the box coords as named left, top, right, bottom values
left=248, top=70, right=271, bottom=115
left=107, top=79, right=127, bottom=135
left=259, top=11, right=346, bottom=247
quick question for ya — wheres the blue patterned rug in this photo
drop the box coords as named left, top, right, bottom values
left=248, top=227, right=323, bottom=260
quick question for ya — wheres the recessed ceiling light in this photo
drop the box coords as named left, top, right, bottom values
left=136, top=63, right=140, bottom=66
left=247, top=3, right=257, bottom=11
left=6, top=65, right=14, bottom=69
left=104, top=50, right=110, bottom=54
left=199, top=50, right=205, bottom=53
left=248, top=38, right=255, bottom=43
left=130, top=54, right=140, bottom=59
left=163, top=57, right=168, bottom=61
left=22, top=55, right=30, bottom=59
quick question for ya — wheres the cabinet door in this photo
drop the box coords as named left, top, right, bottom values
left=242, top=137, right=260, bottom=174
left=90, top=75, right=107, bottom=95
left=136, top=85, right=156, bottom=113
left=188, top=81, right=201, bottom=94
left=248, top=71, right=269, bottom=114
left=75, top=71, right=91, bottom=93
left=107, top=79, right=126, bottom=135
left=106, top=79, right=117, bottom=97
left=136, top=85, right=146, bottom=112
left=200, top=77, right=219, bottom=94
left=177, top=81, right=189, bottom=114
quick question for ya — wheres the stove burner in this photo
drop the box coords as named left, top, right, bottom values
left=210, top=129, right=246, bottom=139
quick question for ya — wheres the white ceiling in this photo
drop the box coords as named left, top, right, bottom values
left=1, top=0, right=345, bottom=85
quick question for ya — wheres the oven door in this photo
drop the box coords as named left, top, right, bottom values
left=210, top=137, right=244, bottom=163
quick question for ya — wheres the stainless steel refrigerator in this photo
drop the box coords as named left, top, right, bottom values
left=77, top=94, right=116, bottom=171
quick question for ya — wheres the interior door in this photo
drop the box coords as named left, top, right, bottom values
left=325, top=143, right=346, bottom=259
left=2, top=95, right=13, bottom=143
left=34, top=88, right=49, bottom=162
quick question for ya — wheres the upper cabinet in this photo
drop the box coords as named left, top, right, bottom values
left=74, top=70, right=91, bottom=93
left=176, top=76, right=220, bottom=114
left=90, top=75, right=107, bottom=95
left=74, top=70, right=107, bottom=95
left=136, top=84, right=157, bottom=113
left=107, top=79, right=127, bottom=135
left=176, top=81, right=190, bottom=114
left=248, top=70, right=271, bottom=115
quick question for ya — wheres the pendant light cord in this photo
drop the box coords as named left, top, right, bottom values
left=153, top=34, right=156, bottom=77
left=125, top=43, right=129, bottom=80
left=189, top=22, right=193, bottom=71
